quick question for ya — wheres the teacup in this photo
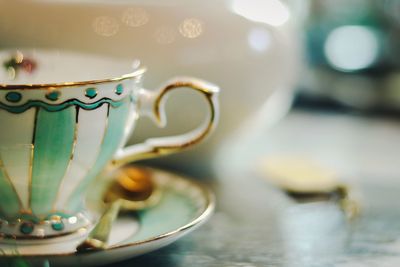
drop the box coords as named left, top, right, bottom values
left=0, top=49, right=219, bottom=240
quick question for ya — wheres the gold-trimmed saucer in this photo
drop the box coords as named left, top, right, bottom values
left=0, top=166, right=215, bottom=267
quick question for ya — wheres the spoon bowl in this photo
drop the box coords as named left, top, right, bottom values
left=77, top=167, right=162, bottom=252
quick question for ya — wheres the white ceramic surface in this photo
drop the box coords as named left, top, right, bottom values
left=0, top=167, right=214, bottom=267
left=0, top=50, right=139, bottom=84
left=0, top=0, right=301, bottom=167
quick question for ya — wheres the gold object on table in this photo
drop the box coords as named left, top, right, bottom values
left=259, top=156, right=360, bottom=220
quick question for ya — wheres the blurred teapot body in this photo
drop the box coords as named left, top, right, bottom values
left=0, top=0, right=301, bottom=169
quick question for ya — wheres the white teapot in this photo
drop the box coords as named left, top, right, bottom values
left=0, top=0, right=301, bottom=169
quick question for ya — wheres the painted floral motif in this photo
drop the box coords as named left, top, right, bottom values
left=3, top=51, right=37, bottom=80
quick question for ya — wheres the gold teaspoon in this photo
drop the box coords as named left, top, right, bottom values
left=76, top=167, right=162, bottom=253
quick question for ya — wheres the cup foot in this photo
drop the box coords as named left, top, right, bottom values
left=0, top=212, right=92, bottom=241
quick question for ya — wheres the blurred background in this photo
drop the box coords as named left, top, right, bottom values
left=2, top=0, right=400, bottom=266
left=298, top=0, right=400, bottom=113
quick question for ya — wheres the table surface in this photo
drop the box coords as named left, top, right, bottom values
left=107, top=109, right=400, bottom=267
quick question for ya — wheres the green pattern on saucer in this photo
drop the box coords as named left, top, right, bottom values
left=130, top=190, right=198, bottom=242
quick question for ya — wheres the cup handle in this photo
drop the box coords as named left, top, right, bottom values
left=111, top=77, right=219, bottom=167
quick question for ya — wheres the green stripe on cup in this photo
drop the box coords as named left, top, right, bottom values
left=30, top=107, right=76, bottom=216
left=0, top=166, right=21, bottom=218
left=67, top=99, right=131, bottom=212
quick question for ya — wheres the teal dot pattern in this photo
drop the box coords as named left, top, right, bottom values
left=85, top=88, right=98, bottom=99
left=46, top=90, right=61, bottom=101
left=20, top=222, right=34, bottom=235
left=51, top=221, right=64, bottom=231
left=5, top=92, right=22, bottom=103
left=116, top=84, right=124, bottom=95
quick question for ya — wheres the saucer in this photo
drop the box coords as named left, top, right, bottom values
left=0, top=166, right=215, bottom=267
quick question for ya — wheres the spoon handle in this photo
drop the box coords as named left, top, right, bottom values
left=76, top=199, right=122, bottom=253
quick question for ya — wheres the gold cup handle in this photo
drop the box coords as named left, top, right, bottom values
left=111, top=77, right=220, bottom=167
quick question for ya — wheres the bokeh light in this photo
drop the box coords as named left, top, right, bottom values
left=154, top=26, right=176, bottom=45
left=121, top=7, right=149, bottom=27
left=179, top=18, right=204, bottom=39
left=92, top=16, right=119, bottom=37
left=324, top=26, right=380, bottom=72
left=247, top=27, right=272, bottom=52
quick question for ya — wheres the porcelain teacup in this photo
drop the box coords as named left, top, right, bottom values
left=0, top=49, right=219, bottom=240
